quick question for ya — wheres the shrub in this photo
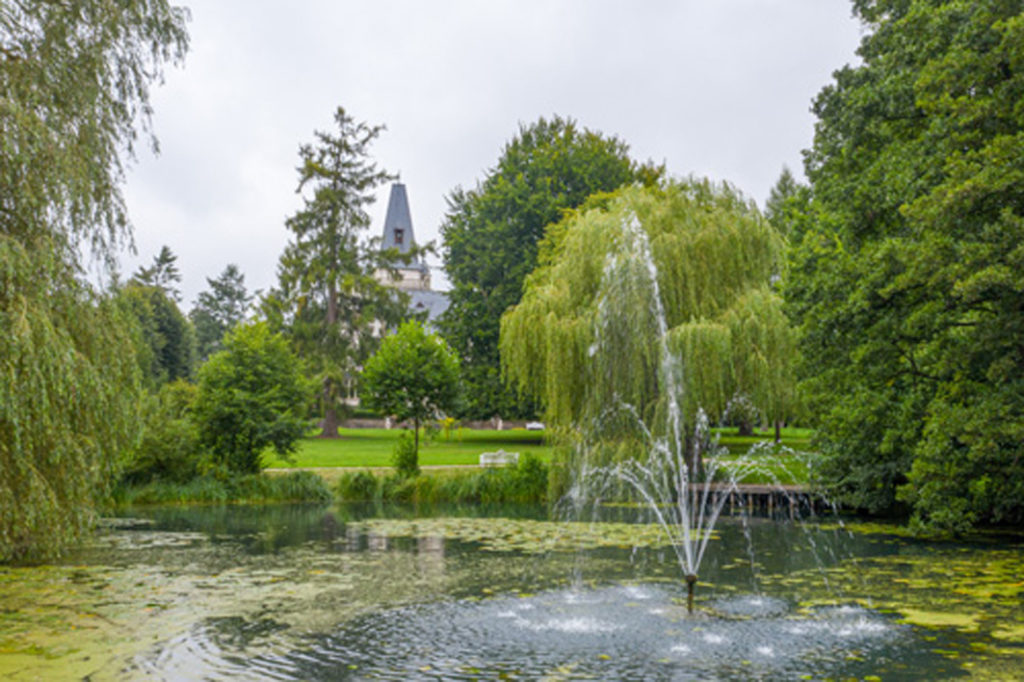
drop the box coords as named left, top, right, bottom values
left=336, top=470, right=383, bottom=502
left=391, top=432, right=420, bottom=478
left=121, top=380, right=204, bottom=485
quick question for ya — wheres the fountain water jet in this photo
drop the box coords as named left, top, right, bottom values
left=568, top=212, right=774, bottom=612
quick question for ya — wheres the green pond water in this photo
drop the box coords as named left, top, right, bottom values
left=0, top=503, right=1022, bottom=680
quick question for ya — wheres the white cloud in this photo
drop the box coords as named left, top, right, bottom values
left=122, top=0, right=863, bottom=305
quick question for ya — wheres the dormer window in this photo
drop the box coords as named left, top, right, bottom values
left=394, top=229, right=404, bottom=246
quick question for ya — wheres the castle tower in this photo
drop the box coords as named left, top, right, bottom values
left=377, top=183, right=430, bottom=291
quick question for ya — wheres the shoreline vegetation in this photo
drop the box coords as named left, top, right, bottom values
left=112, top=426, right=815, bottom=507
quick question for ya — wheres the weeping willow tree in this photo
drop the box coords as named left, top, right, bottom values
left=1, top=243, right=143, bottom=562
left=0, top=1, right=189, bottom=561
left=501, top=181, right=798, bottom=484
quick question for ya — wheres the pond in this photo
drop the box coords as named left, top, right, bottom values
left=1, top=503, right=1022, bottom=680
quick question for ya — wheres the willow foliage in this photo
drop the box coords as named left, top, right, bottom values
left=1, top=1, right=189, bottom=261
left=1, top=239, right=142, bottom=562
left=501, top=181, right=797, bottom=438
left=0, top=1, right=189, bottom=561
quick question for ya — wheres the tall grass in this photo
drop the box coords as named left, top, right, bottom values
left=336, top=455, right=549, bottom=505
left=114, top=471, right=332, bottom=506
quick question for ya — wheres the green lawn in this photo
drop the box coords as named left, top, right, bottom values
left=264, top=426, right=815, bottom=470
left=263, top=427, right=554, bottom=469
left=714, top=426, right=814, bottom=454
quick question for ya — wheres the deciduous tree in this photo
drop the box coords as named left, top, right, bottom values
left=788, top=0, right=1024, bottom=531
left=193, top=322, right=311, bottom=474
left=361, top=320, right=461, bottom=470
left=502, top=181, right=796, bottom=475
left=440, top=116, right=661, bottom=421
left=117, top=282, right=196, bottom=387
left=0, top=0, right=188, bottom=561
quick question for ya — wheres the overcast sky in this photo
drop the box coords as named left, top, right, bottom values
left=121, top=1, right=865, bottom=307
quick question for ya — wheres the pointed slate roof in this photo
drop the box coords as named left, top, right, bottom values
left=381, top=183, right=426, bottom=268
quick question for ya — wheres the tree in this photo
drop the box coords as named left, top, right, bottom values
left=0, top=1, right=188, bottom=561
left=121, top=379, right=203, bottom=484
left=190, top=263, right=253, bottom=362
left=502, top=181, right=796, bottom=475
left=133, top=245, right=183, bottom=301
left=764, top=166, right=815, bottom=242
left=117, top=282, right=196, bottom=387
left=788, top=0, right=1024, bottom=531
left=440, top=116, right=662, bottom=421
left=269, top=107, right=407, bottom=437
left=193, top=322, right=311, bottom=474
left=361, top=320, right=461, bottom=471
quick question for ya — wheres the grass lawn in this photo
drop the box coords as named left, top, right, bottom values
left=712, top=427, right=816, bottom=485
left=712, top=451, right=818, bottom=485
left=263, top=427, right=554, bottom=469
left=264, top=426, right=815, bottom=470
left=714, top=426, right=814, bottom=455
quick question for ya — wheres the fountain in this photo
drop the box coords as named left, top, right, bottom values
left=565, top=211, right=779, bottom=613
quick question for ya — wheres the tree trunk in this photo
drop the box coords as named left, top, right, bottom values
left=319, top=280, right=341, bottom=438
left=413, top=416, right=420, bottom=470
left=737, top=419, right=754, bottom=437
left=320, top=399, right=341, bottom=438
left=774, top=420, right=782, bottom=444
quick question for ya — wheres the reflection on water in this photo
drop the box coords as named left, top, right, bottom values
left=0, top=503, right=1021, bottom=680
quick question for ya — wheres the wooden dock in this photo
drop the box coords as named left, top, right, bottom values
left=686, top=482, right=826, bottom=519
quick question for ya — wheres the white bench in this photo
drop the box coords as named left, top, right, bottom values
left=479, top=449, right=519, bottom=467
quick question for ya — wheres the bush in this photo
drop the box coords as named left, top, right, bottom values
left=391, top=432, right=420, bottom=478
left=121, top=380, right=204, bottom=485
left=336, top=470, right=383, bottom=502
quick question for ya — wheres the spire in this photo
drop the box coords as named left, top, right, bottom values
left=381, top=183, right=417, bottom=258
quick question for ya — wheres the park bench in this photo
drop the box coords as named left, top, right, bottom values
left=479, top=449, right=519, bottom=467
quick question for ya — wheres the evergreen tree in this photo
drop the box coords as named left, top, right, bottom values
left=764, top=166, right=814, bottom=242
left=190, top=263, right=252, bottom=362
left=133, top=245, right=183, bottom=301
left=269, top=107, right=407, bottom=437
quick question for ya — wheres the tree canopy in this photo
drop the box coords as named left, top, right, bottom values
left=117, top=282, right=195, bottom=388
left=267, top=107, right=407, bottom=437
left=501, top=181, right=796, bottom=471
left=132, top=245, right=183, bottom=301
left=788, top=0, right=1024, bottom=531
left=190, top=263, right=253, bottom=362
left=1, top=0, right=188, bottom=561
left=361, top=320, right=461, bottom=469
left=440, top=116, right=662, bottom=420
left=193, top=322, right=310, bottom=474
left=764, top=166, right=815, bottom=242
